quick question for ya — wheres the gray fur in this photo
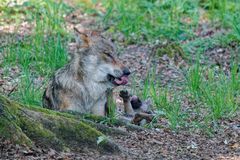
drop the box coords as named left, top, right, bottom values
left=42, top=31, right=129, bottom=116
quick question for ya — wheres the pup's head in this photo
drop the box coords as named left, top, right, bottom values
left=73, top=28, right=130, bottom=87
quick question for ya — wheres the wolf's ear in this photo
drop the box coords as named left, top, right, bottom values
left=74, top=27, right=90, bottom=48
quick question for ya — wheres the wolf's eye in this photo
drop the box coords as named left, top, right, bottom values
left=103, top=52, right=114, bottom=59
left=102, top=52, right=115, bottom=62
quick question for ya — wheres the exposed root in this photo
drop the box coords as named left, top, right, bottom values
left=0, top=95, right=123, bottom=153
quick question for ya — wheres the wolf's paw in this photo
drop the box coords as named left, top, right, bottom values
left=119, top=90, right=130, bottom=101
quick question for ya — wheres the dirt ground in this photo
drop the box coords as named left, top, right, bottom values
left=0, top=5, right=240, bottom=160
left=1, top=40, right=240, bottom=159
left=0, top=119, right=239, bottom=159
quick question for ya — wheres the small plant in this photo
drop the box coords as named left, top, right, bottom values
left=231, top=14, right=240, bottom=41
left=201, top=68, right=239, bottom=120
left=186, top=62, right=239, bottom=121
left=138, top=69, right=185, bottom=130
left=13, top=70, right=42, bottom=106
left=230, top=62, right=240, bottom=91
left=164, top=99, right=183, bottom=130
left=152, top=93, right=185, bottom=130
left=187, top=64, right=202, bottom=94
left=106, top=91, right=117, bottom=121
left=186, top=56, right=202, bottom=98
left=2, top=0, right=69, bottom=105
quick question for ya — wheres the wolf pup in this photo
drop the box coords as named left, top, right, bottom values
left=42, top=28, right=130, bottom=116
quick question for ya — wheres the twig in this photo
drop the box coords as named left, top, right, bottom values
left=7, top=84, right=18, bottom=97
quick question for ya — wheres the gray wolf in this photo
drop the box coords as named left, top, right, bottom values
left=42, top=28, right=130, bottom=116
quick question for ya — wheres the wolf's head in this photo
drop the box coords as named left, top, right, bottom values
left=72, top=28, right=130, bottom=87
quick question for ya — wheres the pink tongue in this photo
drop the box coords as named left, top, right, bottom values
left=114, top=76, right=129, bottom=85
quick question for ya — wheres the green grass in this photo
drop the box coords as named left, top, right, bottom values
left=185, top=62, right=239, bottom=125
left=134, top=71, right=186, bottom=130
left=0, top=0, right=240, bottom=133
left=133, top=53, right=239, bottom=131
left=1, top=0, right=70, bottom=105
left=101, top=0, right=199, bottom=42
left=100, top=0, right=240, bottom=43
left=3, top=33, right=68, bottom=106
left=182, top=33, right=238, bottom=56
left=231, top=13, right=240, bottom=41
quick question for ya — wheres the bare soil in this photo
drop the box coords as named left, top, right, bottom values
left=1, top=6, right=240, bottom=160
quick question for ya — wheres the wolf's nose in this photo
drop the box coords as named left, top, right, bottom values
left=123, top=67, right=131, bottom=76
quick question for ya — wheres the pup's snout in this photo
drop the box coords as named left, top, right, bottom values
left=122, top=67, right=131, bottom=76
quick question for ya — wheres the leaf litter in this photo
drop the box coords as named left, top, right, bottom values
left=0, top=4, right=240, bottom=160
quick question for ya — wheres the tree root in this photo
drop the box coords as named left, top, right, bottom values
left=0, top=95, right=124, bottom=153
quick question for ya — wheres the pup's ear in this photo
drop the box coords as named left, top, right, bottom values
left=74, top=27, right=90, bottom=48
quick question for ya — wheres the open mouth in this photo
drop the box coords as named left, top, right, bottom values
left=107, top=74, right=129, bottom=85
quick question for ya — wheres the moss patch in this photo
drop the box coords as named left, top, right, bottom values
left=156, top=42, right=186, bottom=59
left=0, top=95, right=121, bottom=153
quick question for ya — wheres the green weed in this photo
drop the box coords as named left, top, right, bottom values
left=201, top=75, right=236, bottom=119
left=231, top=14, right=240, bottom=41
left=1, top=0, right=240, bottom=133
left=101, top=0, right=199, bottom=42
left=100, top=0, right=240, bottom=43
left=186, top=63, right=239, bottom=120
left=13, top=70, right=42, bottom=106
left=187, top=64, right=202, bottom=96
left=2, top=0, right=69, bottom=105
left=137, top=70, right=185, bottom=130
left=106, top=91, right=117, bottom=121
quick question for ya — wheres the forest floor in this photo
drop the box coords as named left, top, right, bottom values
left=0, top=1, right=240, bottom=159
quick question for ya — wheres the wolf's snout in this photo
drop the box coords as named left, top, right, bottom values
left=122, top=67, right=131, bottom=76
left=109, top=67, right=130, bottom=86
left=113, top=70, right=122, bottom=77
